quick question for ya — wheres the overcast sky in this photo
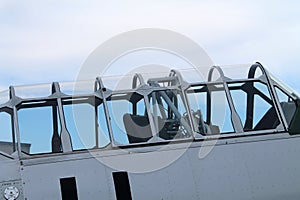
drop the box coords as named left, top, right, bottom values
left=0, top=0, right=300, bottom=92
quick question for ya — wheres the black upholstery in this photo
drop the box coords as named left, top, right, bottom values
left=252, top=102, right=296, bottom=131
left=123, top=114, right=153, bottom=144
left=254, top=106, right=279, bottom=131
left=280, top=101, right=297, bottom=125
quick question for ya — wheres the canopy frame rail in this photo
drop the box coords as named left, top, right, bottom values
left=94, top=77, right=115, bottom=147
left=207, top=66, right=244, bottom=133
left=250, top=62, right=287, bottom=131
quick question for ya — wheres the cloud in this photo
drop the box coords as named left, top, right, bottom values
left=0, top=0, right=299, bottom=91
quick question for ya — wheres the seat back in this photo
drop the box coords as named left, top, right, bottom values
left=123, top=114, right=153, bottom=144
left=254, top=106, right=279, bottom=131
left=280, top=101, right=297, bottom=125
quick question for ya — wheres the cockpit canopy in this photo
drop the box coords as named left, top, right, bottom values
left=0, top=62, right=299, bottom=156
